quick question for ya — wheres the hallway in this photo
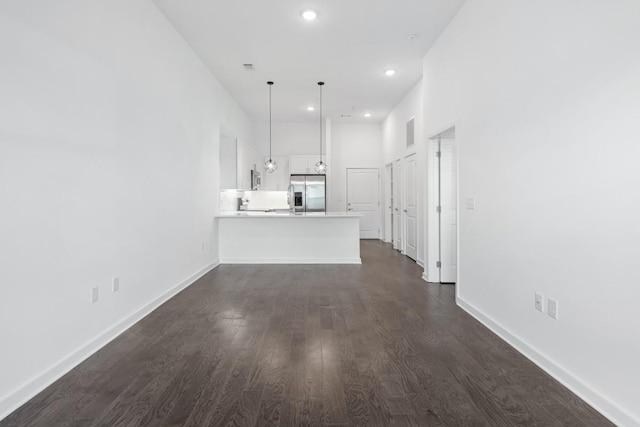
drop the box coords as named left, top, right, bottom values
left=2, top=241, right=611, bottom=426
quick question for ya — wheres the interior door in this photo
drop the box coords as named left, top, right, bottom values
left=393, top=160, right=402, bottom=251
left=385, top=163, right=393, bottom=243
left=404, top=154, right=417, bottom=261
left=347, top=168, right=379, bottom=239
left=439, top=139, right=457, bottom=283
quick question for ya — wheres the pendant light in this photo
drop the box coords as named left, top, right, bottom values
left=314, top=81, right=327, bottom=174
left=264, top=81, right=278, bottom=173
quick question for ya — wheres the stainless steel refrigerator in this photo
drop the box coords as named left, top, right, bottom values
left=288, top=174, right=326, bottom=213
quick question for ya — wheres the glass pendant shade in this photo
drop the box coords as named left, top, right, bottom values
left=314, top=160, right=327, bottom=174
left=265, top=158, right=278, bottom=173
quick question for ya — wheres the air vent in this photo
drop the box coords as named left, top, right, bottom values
left=341, top=114, right=352, bottom=118
left=243, top=64, right=254, bottom=70
left=406, top=117, right=415, bottom=147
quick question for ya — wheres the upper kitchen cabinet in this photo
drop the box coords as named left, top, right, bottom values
left=290, top=155, right=325, bottom=174
left=262, top=155, right=290, bottom=191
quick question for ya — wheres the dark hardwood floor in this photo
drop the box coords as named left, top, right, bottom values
left=2, top=240, right=612, bottom=426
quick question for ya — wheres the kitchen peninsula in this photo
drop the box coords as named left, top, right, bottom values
left=216, top=211, right=361, bottom=264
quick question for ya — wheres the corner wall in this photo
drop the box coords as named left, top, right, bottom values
left=0, top=0, right=252, bottom=419
left=422, top=0, right=640, bottom=424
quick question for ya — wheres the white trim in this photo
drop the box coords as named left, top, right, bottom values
left=0, top=260, right=220, bottom=422
left=416, top=259, right=425, bottom=268
left=427, top=123, right=457, bottom=141
left=220, top=257, right=361, bottom=265
left=422, top=272, right=430, bottom=282
left=456, top=297, right=636, bottom=427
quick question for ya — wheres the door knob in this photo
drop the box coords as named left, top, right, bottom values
left=404, top=209, right=407, bottom=212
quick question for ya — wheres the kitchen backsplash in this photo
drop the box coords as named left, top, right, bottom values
left=220, top=190, right=288, bottom=212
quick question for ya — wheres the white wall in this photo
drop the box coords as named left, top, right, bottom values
left=382, top=80, right=425, bottom=264
left=0, top=0, right=252, bottom=419
left=422, top=0, right=640, bottom=425
left=236, top=138, right=264, bottom=190
left=330, top=123, right=382, bottom=213
left=253, top=122, right=319, bottom=157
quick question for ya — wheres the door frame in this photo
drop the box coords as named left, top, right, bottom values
left=426, top=126, right=458, bottom=285
left=345, top=167, right=381, bottom=239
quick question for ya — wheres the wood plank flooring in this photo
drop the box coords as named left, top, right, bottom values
left=1, top=240, right=613, bottom=426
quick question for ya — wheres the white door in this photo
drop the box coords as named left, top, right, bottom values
left=439, top=140, right=457, bottom=283
left=404, top=154, right=418, bottom=261
left=393, top=160, right=403, bottom=251
left=384, top=163, right=393, bottom=243
left=347, top=168, right=380, bottom=239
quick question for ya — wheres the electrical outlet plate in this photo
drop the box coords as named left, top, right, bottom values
left=547, top=298, right=559, bottom=319
left=91, top=286, right=99, bottom=303
left=535, top=293, right=544, bottom=312
left=113, top=276, right=120, bottom=293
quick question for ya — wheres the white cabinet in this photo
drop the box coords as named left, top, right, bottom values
left=290, top=155, right=325, bottom=174
left=262, top=155, right=290, bottom=191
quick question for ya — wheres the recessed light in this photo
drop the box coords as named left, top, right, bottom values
left=384, top=69, right=396, bottom=77
left=364, top=113, right=371, bottom=118
left=301, top=10, right=317, bottom=20
left=306, top=105, right=315, bottom=111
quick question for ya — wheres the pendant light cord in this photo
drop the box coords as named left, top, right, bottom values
left=318, top=82, right=324, bottom=163
left=268, top=81, right=273, bottom=161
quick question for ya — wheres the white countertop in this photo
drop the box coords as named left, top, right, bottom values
left=216, top=211, right=361, bottom=218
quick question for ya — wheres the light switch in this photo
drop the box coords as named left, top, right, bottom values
left=465, top=197, right=475, bottom=210
left=548, top=298, right=559, bottom=320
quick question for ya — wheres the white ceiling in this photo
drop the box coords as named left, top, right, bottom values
left=152, top=0, right=465, bottom=123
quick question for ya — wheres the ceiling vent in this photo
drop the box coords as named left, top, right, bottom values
left=341, top=114, right=352, bottom=118
left=243, top=64, right=255, bottom=70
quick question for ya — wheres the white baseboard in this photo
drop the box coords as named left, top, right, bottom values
left=456, top=297, right=637, bottom=427
left=0, top=260, right=220, bottom=422
left=220, top=257, right=361, bottom=264
left=416, top=259, right=425, bottom=268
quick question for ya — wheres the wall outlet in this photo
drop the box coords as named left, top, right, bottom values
left=535, top=293, right=544, bottom=312
left=91, top=286, right=99, bottom=303
left=112, top=276, right=120, bottom=293
left=548, top=298, right=559, bottom=319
